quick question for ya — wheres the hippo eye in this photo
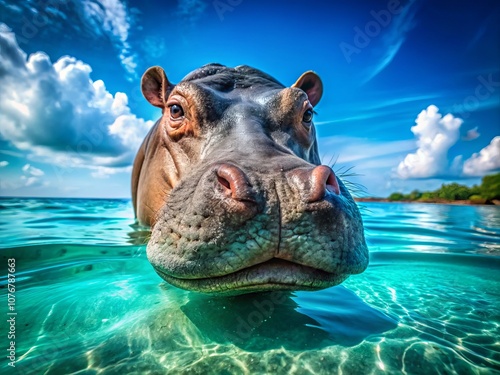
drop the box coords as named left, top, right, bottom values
left=170, top=104, right=184, bottom=119
left=302, top=109, right=314, bottom=124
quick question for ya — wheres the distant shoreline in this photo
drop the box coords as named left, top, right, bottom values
left=355, top=197, right=500, bottom=206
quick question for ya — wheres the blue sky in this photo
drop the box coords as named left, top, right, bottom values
left=0, top=0, right=499, bottom=198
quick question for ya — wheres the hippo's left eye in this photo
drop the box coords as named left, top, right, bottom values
left=170, top=104, right=184, bottom=119
left=302, top=109, right=314, bottom=124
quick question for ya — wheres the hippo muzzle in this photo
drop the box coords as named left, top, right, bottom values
left=132, top=64, right=368, bottom=295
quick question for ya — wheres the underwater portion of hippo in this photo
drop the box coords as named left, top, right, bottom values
left=132, top=64, right=368, bottom=295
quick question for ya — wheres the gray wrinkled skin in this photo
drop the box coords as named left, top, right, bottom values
left=135, top=64, right=369, bottom=295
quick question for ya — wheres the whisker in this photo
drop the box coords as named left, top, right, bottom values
left=328, top=162, right=371, bottom=199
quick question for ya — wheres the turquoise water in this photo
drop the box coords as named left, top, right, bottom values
left=1, top=198, right=499, bottom=374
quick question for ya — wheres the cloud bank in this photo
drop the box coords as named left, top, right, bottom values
left=396, top=105, right=463, bottom=178
left=0, top=24, right=153, bottom=177
left=396, top=105, right=499, bottom=179
left=0, top=0, right=138, bottom=79
left=463, top=136, right=500, bottom=176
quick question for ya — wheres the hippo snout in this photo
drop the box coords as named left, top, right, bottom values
left=146, top=160, right=367, bottom=294
left=133, top=63, right=369, bottom=295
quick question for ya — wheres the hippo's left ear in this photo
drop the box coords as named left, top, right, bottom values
left=292, top=71, right=323, bottom=107
left=141, top=66, right=175, bottom=109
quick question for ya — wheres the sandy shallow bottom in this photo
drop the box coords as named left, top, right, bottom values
left=3, top=245, right=499, bottom=375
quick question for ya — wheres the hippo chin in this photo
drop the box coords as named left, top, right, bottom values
left=132, top=63, right=368, bottom=295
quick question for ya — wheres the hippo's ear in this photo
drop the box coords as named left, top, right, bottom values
left=141, top=66, right=175, bottom=108
left=292, top=71, right=323, bottom=107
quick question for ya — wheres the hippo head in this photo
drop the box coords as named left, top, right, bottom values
left=132, top=64, right=368, bottom=295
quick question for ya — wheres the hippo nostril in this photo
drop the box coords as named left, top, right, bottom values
left=325, top=169, right=340, bottom=196
left=216, top=164, right=256, bottom=203
left=217, top=175, right=231, bottom=190
left=309, top=165, right=340, bottom=202
left=287, top=165, right=341, bottom=203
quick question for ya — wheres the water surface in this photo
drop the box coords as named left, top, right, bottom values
left=1, top=198, right=499, bottom=374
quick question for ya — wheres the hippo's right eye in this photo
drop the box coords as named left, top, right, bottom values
left=169, top=104, right=184, bottom=119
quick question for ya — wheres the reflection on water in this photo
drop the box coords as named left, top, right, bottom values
left=361, top=202, right=500, bottom=255
left=0, top=198, right=142, bottom=246
left=0, top=198, right=499, bottom=374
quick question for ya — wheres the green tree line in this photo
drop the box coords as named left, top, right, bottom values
left=388, top=172, right=500, bottom=204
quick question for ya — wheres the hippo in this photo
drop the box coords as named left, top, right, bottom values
left=132, top=64, right=368, bottom=295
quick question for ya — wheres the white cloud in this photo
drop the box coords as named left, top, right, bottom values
left=463, top=136, right=500, bottom=176
left=21, top=175, right=40, bottom=187
left=394, top=105, right=499, bottom=180
left=20, top=163, right=45, bottom=187
left=0, top=1, right=138, bottom=79
left=0, top=149, right=24, bottom=158
left=0, top=161, right=8, bottom=167
left=22, top=164, right=44, bottom=177
left=396, top=105, right=463, bottom=179
left=463, top=126, right=480, bottom=141
left=0, top=24, right=154, bottom=177
left=361, top=0, right=420, bottom=85
left=81, top=0, right=138, bottom=78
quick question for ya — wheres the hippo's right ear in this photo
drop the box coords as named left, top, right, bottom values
left=141, top=66, right=175, bottom=108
